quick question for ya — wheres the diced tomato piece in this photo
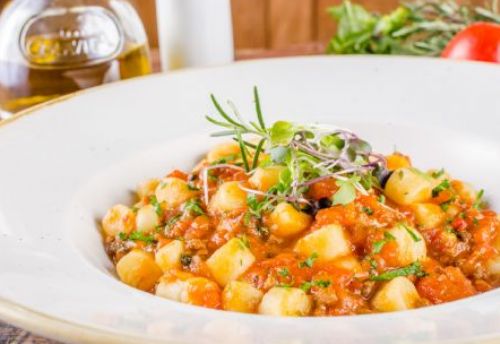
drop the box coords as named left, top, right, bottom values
left=417, top=267, right=476, bottom=304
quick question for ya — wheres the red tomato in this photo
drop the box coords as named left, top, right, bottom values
left=442, top=22, right=500, bottom=63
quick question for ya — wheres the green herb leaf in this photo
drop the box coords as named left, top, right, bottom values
left=370, top=261, right=427, bottom=281
left=431, top=169, right=445, bottom=179
left=362, top=206, right=374, bottom=215
left=332, top=177, right=359, bottom=206
left=183, top=199, right=205, bottom=216
left=127, top=231, right=156, bottom=244
left=149, top=195, right=164, bottom=217
left=278, top=267, right=290, bottom=277
left=299, top=252, right=318, bottom=268
left=432, top=179, right=451, bottom=198
left=300, top=279, right=331, bottom=292
left=473, top=189, right=485, bottom=210
left=402, top=224, right=421, bottom=242
left=372, top=231, right=395, bottom=254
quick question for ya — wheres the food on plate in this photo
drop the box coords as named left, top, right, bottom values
left=101, top=89, right=499, bottom=316
left=326, top=0, right=500, bottom=61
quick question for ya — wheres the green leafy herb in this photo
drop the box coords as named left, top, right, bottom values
left=164, top=214, right=181, bottom=233
left=123, top=231, right=156, bottom=244
left=300, top=279, right=331, bottom=292
left=378, top=194, right=386, bottom=204
left=372, top=231, right=396, bottom=254
left=327, top=0, right=500, bottom=57
left=402, top=224, right=421, bottom=242
left=299, top=252, right=318, bottom=268
left=118, top=232, right=128, bottom=241
left=269, top=121, right=295, bottom=146
left=432, top=179, right=451, bottom=197
left=362, top=206, right=374, bottom=215
left=278, top=267, right=290, bottom=277
left=149, top=195, right=164, bottom=217
left=237, top=235, right=251, bottom=249
left=473, top=189, right=485, bottom=210
left=183, top=199, right=205, bottom=216
left=332, top=176, right=359, bottom=206
left=431, top=169, right=445, bottom=179
left=370, top=261, right=427, bottom=281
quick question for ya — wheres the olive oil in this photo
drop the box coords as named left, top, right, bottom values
left=0, top=0, right=152, bottom=115
left=0, top=43, right=151, bottom=113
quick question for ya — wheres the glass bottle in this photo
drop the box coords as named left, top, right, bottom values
left=0, top=0, right=152, bottom=116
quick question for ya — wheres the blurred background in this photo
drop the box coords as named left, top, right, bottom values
left=0, top=0, right=484, bottom=64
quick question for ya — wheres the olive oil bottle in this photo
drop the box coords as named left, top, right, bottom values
left=0, top=0, right=152, bottom=115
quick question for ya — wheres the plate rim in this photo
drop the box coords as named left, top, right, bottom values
left=1, top=55, right=500, bottom=343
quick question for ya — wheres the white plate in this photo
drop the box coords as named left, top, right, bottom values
left=0, top=56, right=499, bottom=344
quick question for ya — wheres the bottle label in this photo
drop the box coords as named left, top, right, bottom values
left=19, top=6, right=124, bottom=69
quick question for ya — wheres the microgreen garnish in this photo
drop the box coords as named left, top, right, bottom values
left=432, top=179, right=451, bottom=197
left=372, top=232, right=396, bottom=254
left=299, top=252, right=319, bottom=268
left=370, top=261, right=427, bottom=281
left=183, top=199, right=205, bottom=216
left=205, top=88, right=388, bottom=210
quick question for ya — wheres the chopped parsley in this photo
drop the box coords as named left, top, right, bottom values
left=237, top=235, right=251, bottom=249
left=473, top=189, right=485, bottom=210
left=370, top=261, right=427, bottom=281
left=402, top=224, right=421, bottom=242
left=183, top=199, right=205, bottom=216
left=432, top=179, right=451, bottom=198
left=362, top=206, right=374, bottom=215
left=372, top=232, right=395, bottom=254
left=119, top=231, right=155, bottom=244
left=431, top=169, right=445, bottom=179
left=149, top=195, right=163, bottom=217
left=377, top=194, right=386, bottom=204
left=300, top=279, right=331, bottom=292
left=278, top=267, right=290, bottom=277
left=299, top=252, right=318, bottom=268
left=164, top=214, right=181, bottom=232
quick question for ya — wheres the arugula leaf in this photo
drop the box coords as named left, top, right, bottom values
left=370, top=261, right=427, bottom=281
left=432, top=179, right=451, bottom=198
left=299, top=252, right=318, bottom=268
left=270, top=121, right=295, bottom=146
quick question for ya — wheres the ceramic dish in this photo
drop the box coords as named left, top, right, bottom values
left=0, top=56, right=499, bottom=344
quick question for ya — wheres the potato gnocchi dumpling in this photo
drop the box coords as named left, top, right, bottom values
left=102, top=139, right=499, bottom=317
